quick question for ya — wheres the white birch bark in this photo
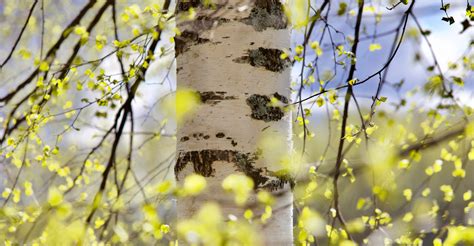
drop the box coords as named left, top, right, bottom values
left=175, top=0, right=293, bottom=244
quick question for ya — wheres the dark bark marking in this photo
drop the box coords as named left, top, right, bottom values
left=272, top=92, right=289, bottom=103
left=241, top=0, right=287, bottom=31
left=177, top=0, right=226, bottom=12
left=182, top=131, right=237, bottom=145
left=199, top=91, right=237, bottom=105
left=183, top=133, right=213, bottom=141
left=233, top=48, right=289, bottom=72
left=175, top=149, right=294, bottom=190
left=246, top=93, right=288, bottom=122
left=175, top=31, right=210, bottom=56
left=177, top=0, right=199, bottom=11
left=190, top=16, right=230, bottom=31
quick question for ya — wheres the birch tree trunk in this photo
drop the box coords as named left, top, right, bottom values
left=175, top=0, right=293, bottom=244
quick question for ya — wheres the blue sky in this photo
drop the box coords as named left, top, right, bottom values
left=292, top=0, right=473, bottom=110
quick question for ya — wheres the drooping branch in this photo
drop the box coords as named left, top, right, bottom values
left=84, top=0, right=172, bottom=225
left=0, top=0, right=98, bottom=105
left=0, top=0, right=39, bottom=68
left=329, top=0, right=365, bottom=240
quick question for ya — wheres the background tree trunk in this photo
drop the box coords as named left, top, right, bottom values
left=175, top=0, right=293, bottom=244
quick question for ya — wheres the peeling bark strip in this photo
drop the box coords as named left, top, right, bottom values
left=175, top=149, right=294, bottom=190
left=199, top=91, right=237, bottom=105
left=242, top=0, right=287, bottom=31
left=246, top=93, right=288, bottom=122
left=175, top=31, right=210, bottom=56
left=233, top=48, right=289, bottom=72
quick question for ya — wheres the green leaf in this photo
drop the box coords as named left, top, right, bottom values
left=183, top=174, right=207, bottom=195
left=39, top=61, right=50, bottom=72
left=337, top=2, right=347, bottom=16
left=48, top=188, right=63, bottom=207
left=440, top=3, right=451, bottom=11
left=369, top=43, right=382, bottom=52
left=348, top=78, right=358, bottom=85
left=452, top=76, right=464, bottom=86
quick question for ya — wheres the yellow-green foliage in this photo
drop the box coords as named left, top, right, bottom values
left=1, top=0, right=473, bottom=245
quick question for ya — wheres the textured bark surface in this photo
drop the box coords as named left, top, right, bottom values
left=246, top=93, right=288, bottom=122
left=175, top=0, right=292, bottom=244
left=233, top=47, right=290, bottom=72
left=176, top=149, right=294, bottom=190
